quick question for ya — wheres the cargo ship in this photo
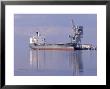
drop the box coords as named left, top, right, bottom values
left=29, top=20, right=96, bottom=50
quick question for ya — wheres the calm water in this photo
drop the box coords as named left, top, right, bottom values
left=14, top=49, right=97, bottom=76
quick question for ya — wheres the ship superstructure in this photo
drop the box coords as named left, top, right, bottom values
left=30, top=32, right=46, bottom=45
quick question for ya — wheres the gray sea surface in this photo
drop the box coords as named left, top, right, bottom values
left=14, top=49, right=97, bottom=76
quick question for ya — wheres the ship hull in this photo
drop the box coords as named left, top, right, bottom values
left=29, top=44, right=74, bottom=51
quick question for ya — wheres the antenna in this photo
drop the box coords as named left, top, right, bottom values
left=72, top=19, right=74, bottom=25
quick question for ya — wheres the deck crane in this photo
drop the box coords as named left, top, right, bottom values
left=69, top=19, right=83, bottom=47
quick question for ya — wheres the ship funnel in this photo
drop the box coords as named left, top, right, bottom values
left=36, top=32, right=39, bottom=37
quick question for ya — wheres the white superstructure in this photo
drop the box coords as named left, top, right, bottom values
left=30, top=32, right=45, bottom=45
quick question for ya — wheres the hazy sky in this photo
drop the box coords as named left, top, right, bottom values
left=14, top=14, right=97, bottom=45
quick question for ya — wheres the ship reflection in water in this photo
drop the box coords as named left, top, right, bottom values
left=29, top=49, right=96, bottom=76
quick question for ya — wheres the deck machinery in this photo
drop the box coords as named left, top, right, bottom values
left=68, top=20, right=83, bottom=48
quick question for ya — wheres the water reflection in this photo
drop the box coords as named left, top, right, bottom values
left=69, top=50, right=83, bottom=75
left=29, top=49, right=83, bottom=76
left=30, top=49, right=39, bottom=69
